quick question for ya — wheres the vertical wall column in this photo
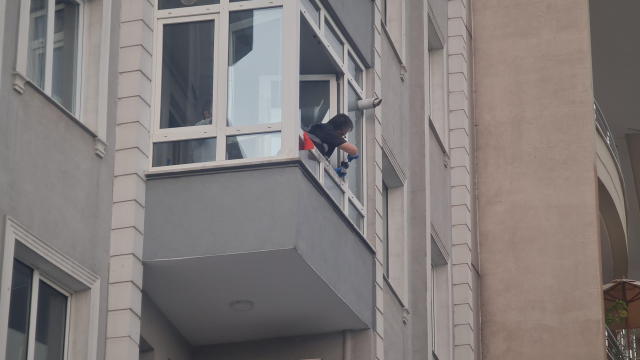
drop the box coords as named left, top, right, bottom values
left=448, top=0, right=476, bottom=359
left=105, top=0, right=154, bottom=359
left=372, top=1, right=385, bottom=359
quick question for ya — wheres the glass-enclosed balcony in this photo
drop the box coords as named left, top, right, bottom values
left=147, top=0, right=368, bottom=235
left=142, top=0, right=375, bottom=346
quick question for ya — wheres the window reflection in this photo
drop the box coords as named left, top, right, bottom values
left=299, top=81, right=331, bottom=129
left=226, top=132, right=281, bottom=160
left=51, top=0, right=79, bottom=114
left=347, top=85, right=363, bottom=202
left=6, top=260, right=33, bottom=360
left=153, top=138, right=217, bottom=167
left=34, top=281, right=67, bottom=360
left=27, top=0, right=48, bottom=90
left=227, top=8, right=283, bottom=127
left=160, top=20, right=215, bottom=129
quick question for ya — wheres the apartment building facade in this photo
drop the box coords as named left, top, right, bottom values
left=0, top=0, right=636, bottom=359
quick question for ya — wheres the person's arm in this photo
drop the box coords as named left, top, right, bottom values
left=338, top=142, right=359, bottom=157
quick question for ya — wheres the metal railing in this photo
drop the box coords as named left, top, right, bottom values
left=607, top=326, right=626, bottom=360
left=607, top=326, right=637, bottom=360
left=595, top=100, right=622, bottom=167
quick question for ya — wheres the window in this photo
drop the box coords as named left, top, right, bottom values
left=382, top=181, right=389, bottom=276
left=152, top=5, right=285, bottom=167
left=380, top=0, right=387, bottom=26
left=0, top=218, right=100, bottom=360
left=347, top=84, right=364, bottom=203
left=431, top=262, right=436, bottom=352
left=324, top=171, right=344, bottom=207
left=158, top=0, right=219, bottom=10
left=300, top=0, right=320, bottom=27
left=347, top=53, right=363, bottom=88
left=323, top=20, right=343, bottom=60
left=6, top=260, right=69, bottom=360
left=26, top=0, right=81, bottom=114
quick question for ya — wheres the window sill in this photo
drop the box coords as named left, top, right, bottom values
left=13, top=72, right=106, bottom=158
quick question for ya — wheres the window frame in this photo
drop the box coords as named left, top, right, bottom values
left=0, top=217, right=101, bottom=360
left=297, top=1, right=368, bottom=235
left=14, top=0, right=85, bottom=117
left=149, top=0, right=298, bottom=171
left=21, top=263, right=73, bottom=360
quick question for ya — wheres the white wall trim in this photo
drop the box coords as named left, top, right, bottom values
left=0, top=216, right=100, bottom=360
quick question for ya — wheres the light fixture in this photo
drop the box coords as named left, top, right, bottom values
left=229, top=300, right=254, bottom=311
left=180, top=0, right=198, bottom=5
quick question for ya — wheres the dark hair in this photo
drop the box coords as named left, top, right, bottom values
left=201, top=99, right=213, bottom=117
left=327, top=114, right=354, bottom=133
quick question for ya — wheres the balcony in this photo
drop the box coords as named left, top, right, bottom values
left=143, top=163, right=374, bottom=346
left=595, top=100, right=628, bottom=281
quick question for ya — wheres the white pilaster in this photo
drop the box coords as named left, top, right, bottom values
left=106, top=0, right=154, bottom=359
left=448, top=0, right=476, bottom=359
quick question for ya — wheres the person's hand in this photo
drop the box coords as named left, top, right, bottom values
left=348, top=153, right=360, bottom=162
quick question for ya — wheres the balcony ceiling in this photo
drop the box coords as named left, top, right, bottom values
left=590, top=0, right=640, bottom=279
left=143, top=249, right=368, bottom=346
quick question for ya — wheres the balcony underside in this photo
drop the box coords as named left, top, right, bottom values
left=143, top=163, right=374, bottom=346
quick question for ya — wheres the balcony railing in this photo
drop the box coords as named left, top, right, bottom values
left=595, top=100, right=621, bottom=167
left=607, top=326, right=625, bottom=360
left=607, top=326, right=637, bottom=360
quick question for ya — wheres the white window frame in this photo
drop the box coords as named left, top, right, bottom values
left=20, top=263, right=73, bottom=360
left=297, top=1, right=368, bottom=235
left=0, top=217, right=100, bottom=360
left=14, top=0, right=85, bottom=117
left=149, top=0, right=299, bottom=172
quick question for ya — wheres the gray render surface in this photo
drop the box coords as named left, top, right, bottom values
left=0, top=0, right=121, bottom=358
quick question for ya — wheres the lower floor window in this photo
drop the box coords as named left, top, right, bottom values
left=6, top=259, right=69, bottom=360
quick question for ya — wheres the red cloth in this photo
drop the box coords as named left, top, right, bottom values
left=300, top=131, right=315, bottom=150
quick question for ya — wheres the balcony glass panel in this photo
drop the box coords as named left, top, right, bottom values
left=153, top=138, right=217, bottom=167
left=300, top=80, right=331, bottom=129
left=158, top=0, right=219, bottom=10
left=300, top=150, right=320, bottom=177
left=324, top=20, right=343, bottom=60
left=226, top=132, right=281, bottom=160
left=227, top=8, right=283, bottom=127
left=301, top=0, right=320, bottom=27
left=324, top=172, right=343, bottom=207
left=348, top=201, right=364, bottom=232
left=160, top=21, right=216, bottom=129
left=347, top=85, right=363, bottom=202
left=347, top=54, right=362, bottom=88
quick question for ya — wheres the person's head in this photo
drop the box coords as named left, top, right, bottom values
left=201, top=99, right=213, bottom=119
left=327, top=114, right=353, bottom=137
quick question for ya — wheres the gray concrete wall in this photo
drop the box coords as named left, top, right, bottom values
left=383, top=286, right=406, bottom=360
left=194, top=331, right=344, bottom=360
left=381, top=27, right=410, bottom=173
left=141, top=293, right=194, bottom=360
left=0, top=0, right=120, bottom=359
left=473, top=0, right=605, bottom=358
left=321, top=0, right=374, bottom=67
